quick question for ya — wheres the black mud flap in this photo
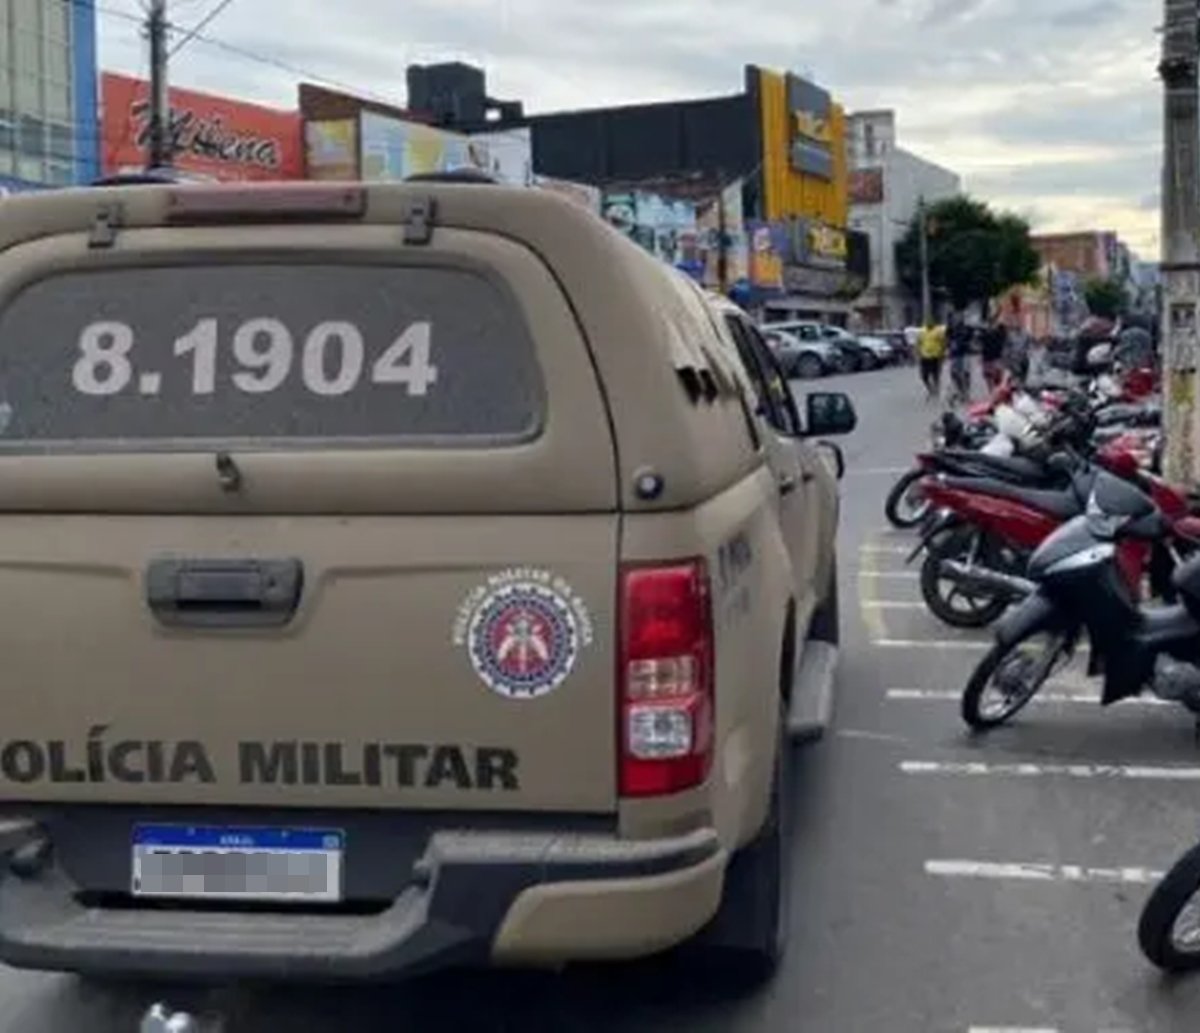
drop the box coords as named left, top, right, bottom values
left=906, top=509, right=960, bottom=565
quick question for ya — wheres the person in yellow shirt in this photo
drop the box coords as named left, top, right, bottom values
left=917, top=322, right=947, bottom=400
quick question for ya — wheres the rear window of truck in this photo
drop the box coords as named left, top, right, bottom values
left=0, top=264, right=544, bottom=452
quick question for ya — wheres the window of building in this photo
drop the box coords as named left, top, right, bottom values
left=12, top=0, right=38, bottom=36
left=45, top=158, right=71, bottom=184
left=17, top=112, right=38, bottom=154
left=47, top=120, right=69, bottom=159
left=0, top=147, right=14, bottom=177
left=44, top=79, right=67, bottom=121
left=43, top=0, right=67, bottom=43
left=16, top=153, right=40, bottom=181
left=13, top=70, right=38, bottom=115
left=0, top=111, right=12, bottom=150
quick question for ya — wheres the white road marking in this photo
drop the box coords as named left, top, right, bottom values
left=885, top=688, right=1169, bottom=707
left=875, top=638, right=991, bottom=650
left=968, top=1027, right=1059, bottom=1033
left=858, top=544, right=911, bottom=556
left=926, top=859, right=1164, bottom=885
left=846, top=466, right=910, bottom=476
left=861, top=600, right=927, bottom=610
left=901, top=760, right=1200, bottom=781
left=858, top=571, right=920, bottom=581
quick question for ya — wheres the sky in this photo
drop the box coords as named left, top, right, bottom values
left=97, top=0, right=1161, bottom=258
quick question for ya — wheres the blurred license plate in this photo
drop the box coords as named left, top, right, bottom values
left=131, top=825, right=343, bottom=902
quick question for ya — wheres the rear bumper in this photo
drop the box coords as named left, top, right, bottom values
left=0, top=821, right=724, bottom=980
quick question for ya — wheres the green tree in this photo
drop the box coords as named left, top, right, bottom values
left=1083, top=277, right=1126, bottom=320
left=896, top=195, right=1041, bottom=314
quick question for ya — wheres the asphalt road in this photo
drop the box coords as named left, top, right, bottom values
left=3, top=364, right=1200, bottom=1032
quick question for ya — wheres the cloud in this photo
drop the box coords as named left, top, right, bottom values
left=96, top=0, right=1160, bottom=255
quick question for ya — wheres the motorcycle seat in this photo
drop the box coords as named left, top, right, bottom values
left=938, top=476, right=1083, bottom=519
left=936, top=451, right=1050, bottom=483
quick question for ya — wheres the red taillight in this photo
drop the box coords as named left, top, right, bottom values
left=618, top=560, right=714, bottom=798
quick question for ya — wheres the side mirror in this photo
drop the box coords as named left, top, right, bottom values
left=815, top=440, right=846, bottom=480
left=805, top=392, right=858, bottom=437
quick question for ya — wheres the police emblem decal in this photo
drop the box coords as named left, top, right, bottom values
left=453, top=570, right=594, bottom=699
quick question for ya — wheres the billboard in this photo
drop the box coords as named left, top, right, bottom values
left=101, top=73, right=303, bottom=181
left=850, top=168, right=884, bottom=205
left=359, top=111, right=488, bottom=182
left=786, top=74, right=834, bottom=181
left=305, top=119, right=358, bottom=180
left=470, top=127, right=533, bottom=186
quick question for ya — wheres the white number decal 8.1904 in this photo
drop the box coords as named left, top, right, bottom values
left=71, top=318, right=438, bottom=398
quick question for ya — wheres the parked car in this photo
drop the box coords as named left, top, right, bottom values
left=762, top=328, right=838, bottom=379
left=819, top=325, right=880, bottom=371
left=761, top=320, right=855, bottom=373
left=0, top=179, right=857, bottom=985
left=856, top=335, right=898, bottom=367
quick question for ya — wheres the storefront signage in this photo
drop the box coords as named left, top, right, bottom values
left=850, top=168, right=884, bottom=205
left=305, top=119, right=358, bottom=180
left=102, top=73, right=303, bottom=181
left=787, top=74, right=834, bottom=181
left=359, top=112, right=487, bottom=182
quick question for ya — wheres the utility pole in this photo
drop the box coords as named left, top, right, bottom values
left=146, top=0, right=172, bottom=170
left=1159, top=0, right=1200, bottom=484
left=918, top=196, right=932, bottom=325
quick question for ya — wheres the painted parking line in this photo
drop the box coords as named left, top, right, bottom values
left=874, top=638, right=991, bottom=650
left=858, top=571, right=920, bottom=581
left=902, top=760, right=1200, bottom=781
left=846, top=466, right=910, bottom=477
left=861, top=600, right=927, bottom=610
left=968, top=1027, right=1059, bottom=1033
left=886, top=688, right=1169, bottom=707
left=926, top=859, right=1164, bottom=885
left=858, top=544, right=911, bottom=556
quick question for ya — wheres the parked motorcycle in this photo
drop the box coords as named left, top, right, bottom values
left=958, top=472, right=1200, bottom=731
left=912, top=443, right=1200, bottom=628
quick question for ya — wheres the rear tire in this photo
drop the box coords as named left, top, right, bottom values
left=698, top=701, right=789, bottom=983
left=961, top=628, right=1068, bottom=731
left=795, top=353, right=825, bottom=380
left=884, top=468, right=930, bottom=529
left=1139, top=841, right=1200, bottom=972
left=920, top=528, right=1011, bottom=629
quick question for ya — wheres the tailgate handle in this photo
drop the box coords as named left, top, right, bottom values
left=146, top=559, right=304, bottom=629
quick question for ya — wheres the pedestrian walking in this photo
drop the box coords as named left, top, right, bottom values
left=946, top=312, right=974, bottom=405
left=981, top=318, right=1008, bottom=391
left=917, top=321, right=946, bottom=400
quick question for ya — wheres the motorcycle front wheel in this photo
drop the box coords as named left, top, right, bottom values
left=884, top=468, right=930, bottom=529
left=920, top=528, right=1013, bottom=629
left=961, top=628, right=1072, bottom=731
left=1139, top=841, right=1200, bottom=973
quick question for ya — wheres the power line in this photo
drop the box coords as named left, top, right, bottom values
left=178, top=27, right=400, bottom=108
left=168, top=0, right=236, bottom=56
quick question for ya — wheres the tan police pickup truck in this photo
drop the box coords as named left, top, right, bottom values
left=0, top=178, right=854, bottom=983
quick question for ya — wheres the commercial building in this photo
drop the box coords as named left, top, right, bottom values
left=300, top=80, right=596, bottom=207
left=0, top=0, right=99, bottom=189
left=847, top=110, right=961, bottom=330
left=101, top=72, right=303, bottom=182
left=467, top=64, right=867, bottom=321
left=1028, top=231, right=1141, bottom=334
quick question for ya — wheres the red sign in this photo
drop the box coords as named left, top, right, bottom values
left=102, top=72, right=303, bottom=182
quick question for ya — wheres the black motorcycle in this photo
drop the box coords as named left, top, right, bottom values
left=959, top=472, right=1200, bottom=731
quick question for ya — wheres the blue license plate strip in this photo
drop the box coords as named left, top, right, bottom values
left=131, top=824, right=344, bottom=902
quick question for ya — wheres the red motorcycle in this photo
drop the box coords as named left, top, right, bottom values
left=910, top=446, right=1200, bottom=628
